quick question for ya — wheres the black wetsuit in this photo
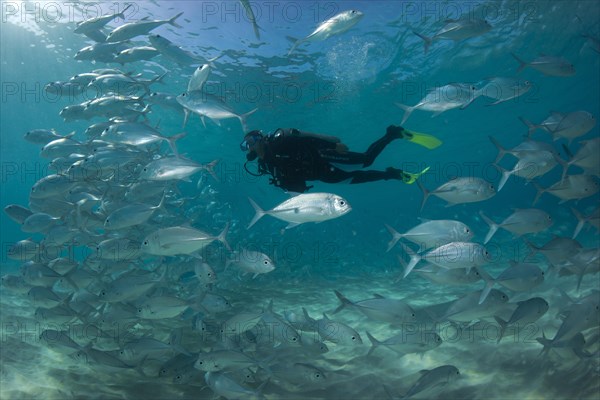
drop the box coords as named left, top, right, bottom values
left=256, top=127, right=405, bottom=192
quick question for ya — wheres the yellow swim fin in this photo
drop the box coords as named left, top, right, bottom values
left=403, top=129, right=442, bottom=150
left=402, top=166, right=430, bottom=185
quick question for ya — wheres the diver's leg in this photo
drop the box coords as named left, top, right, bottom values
left=347, top=167, right=410, bottom=184
left=319, top=165, right=411, bottom=184
left=361, top=125, right=406, bottom=167
left=319, top=125, right=406, bottom=166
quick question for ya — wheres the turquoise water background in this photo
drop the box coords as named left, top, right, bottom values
left=0, top=1, right=599, bottom=399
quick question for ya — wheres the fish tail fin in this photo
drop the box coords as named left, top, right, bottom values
left=287, top=39, right=303, bottom=56
left=479, top=211, right=499, bottom=244
left=150, top=72, right=168, bottom=86
left=332, top=290, right=353, bottom=314
left=522, top=238, right=540, bottom=259
left=536, top=332, right=552, bottom=357
left=366, top=331, right=381, bottom=357
left=518, top=116, right=537, bottom=137
left=247, top=197, right=265, bottom=229
left=217, top=222, right=231, bottom=251
left=571, top=207, right=586, bottom=239
left=416, top=179, right=430, bottom=211
left=118, top=4, right=133, bottom=19
left=384, top=223, right=403, bottom=252
left=412, top=30, right=432, bottom=54
left=493, top=163, right=512, bottom=192
left=488, top=136, right=507, bottom=164
left=395, top=103, right=414, bottom=125
left=511, top=52, right=528, bottom=73
left=204, top=159, right=220, bottom=182
left=240, top=108, right=258, bottom=132
left=532, top=182, right=545, bottom=205
left=552, top=152, right=569, bottom=183
left=399, top=243, right=421, bottom=278
left=166, top=131, right=186, bottom=156
left=494, top=316, right=508, bottom=343
left=477, top=268, right=496, bottom=305
left=169, top=12, right=184, bottom=28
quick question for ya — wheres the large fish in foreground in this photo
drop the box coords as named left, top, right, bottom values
left=288, top=10, right=364, bottom=55
left=247, top=193, right=351, bottom=229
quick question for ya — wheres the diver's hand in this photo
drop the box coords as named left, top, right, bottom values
left=386, top=125, right=405, bottom=139
left=335, top=143, right=349, bottom=153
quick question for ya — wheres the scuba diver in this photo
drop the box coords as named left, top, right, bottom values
left=240, top=125, right=441, bottom=193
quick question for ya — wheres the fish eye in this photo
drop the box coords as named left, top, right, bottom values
left=263, top=260, right=269, bottom=265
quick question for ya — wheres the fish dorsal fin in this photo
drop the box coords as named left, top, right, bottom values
left=417, top=217, right=432, bottom=222
left=444, top=18, right=460, bottom=23
left=419, top=369, right=430, bottom=375
left=372, top=294, right=386, bottom=299
left=286, top=191, right=302, bottom=197
left=140, top=16, right=150, bottom=21
left=322, top=313, right=330, bottom=321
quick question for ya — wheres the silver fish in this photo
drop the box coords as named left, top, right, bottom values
left=74, top=4, right=132, bottom=34
left=439, top=289, right=509, bottom=323
left=188, top=64, right=211, bottom=92
left=176, top=91, right=257, bottom=130
left=148, top=34, right=203, bottom=66
left=288, top=10, right=364, bottom=55
left=417, top=177, right=496, bottom=210
left=316, top=313, right=362, bottom=346
left=139, top=157, right=218, bottom=181
left=24, top=129, right=75, bottom=145
left=561, top=137, right=600, bottom=178
left=106, top=12, right=184, bottom=42
left=399, top=365, right=460, bottom=398
left=525, top=236, right=582, bottom=265
left=225, top=248, right=275, bottom=278
left=247, top=193, right=351, bottom=229
left=494, top=297, right=549, bottom=342
left=4, top=204, right=33, bottom=224
left=512, top=53, right=575, bottom=76
left=521, top=111, right=595, bottom=143
left=413, top=18, right=492, bottom=53
left=479, top=209, right=553, bottom=244
left=533, top=174, right=599, bottom=204
left=113, top=46, right=160, bottom=64
left=204, top=371, right=266, bottom=400
left=495, top=150, right=557, bottom=191
left=477, top=262, right=545, bottom=304
left=396, top=83, right=480, bottom=124
left=141, top=223, right=230, bottom=256
left=477, top=77, right=532, bottom=106
left=385, top=219, right=473, bottom=251
left=366, top=330, right=442, bottom=357
left=401, top=241, right=490, bottom=278
left=333, top=290, right=417, bottom=324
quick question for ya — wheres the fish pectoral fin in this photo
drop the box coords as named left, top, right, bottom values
left=285, top=222, right=300, bottom=229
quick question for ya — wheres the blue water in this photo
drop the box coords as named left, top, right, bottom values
left=1, top=1, right=599, bottom=399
